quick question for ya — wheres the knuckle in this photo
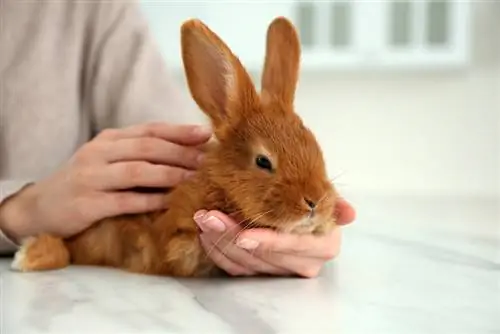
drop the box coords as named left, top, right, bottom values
left=98, top=128, right=119, bottom=139
left=74, top=139, right=109, bottom=164
left=167, top=144, right=183, bottom=158
left=145, top=195, right=166, bottom=210
left=185, top=148, right=201, bottom=165
left=164, top=166, right=187, bottom=184
left=161, top=143, right=190, bottom=166
left=122, top=162, right=147, bottom=181
left=139, top=123, right=161, bottom=137
left=135, top=197, right=162, bottom=213
left=112, top=192, right=134, bottom=212
left=111, top=192, right=161, bottom=213
left=133, top=138, right=156, bottom=155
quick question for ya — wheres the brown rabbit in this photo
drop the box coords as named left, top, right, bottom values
left=11, top=17, right=338, bottom=277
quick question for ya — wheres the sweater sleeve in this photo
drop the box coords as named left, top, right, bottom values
left=83, top=0, right=204, bottom=132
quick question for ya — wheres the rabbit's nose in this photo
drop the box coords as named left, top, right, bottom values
left=304, top=198, right=316, bottom=210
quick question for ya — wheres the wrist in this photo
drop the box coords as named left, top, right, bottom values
left=0, top=183, right=39, bottom=244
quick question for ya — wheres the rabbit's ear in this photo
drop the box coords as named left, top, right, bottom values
left=261, top=17, right=301, bottom=106
left=181, top=19, right=258, bottom=132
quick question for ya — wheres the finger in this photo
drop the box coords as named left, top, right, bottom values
left=194, top=138, right=218, bottom=153
left=236, top=226, right=342, bottom=259
left=92, top=162, right=194, bottom=190
left=199, top=234, right=255, bottom=276
left=201, top=231, right=290, bottom=276
left=193, top=210, right=240, bottom=233
left=95, top=191, right=169, bottom=218
left=249, top=252, right=325, bottom=278
left=194, top=210, right=289, bottom=275
left=97, top=122, right=212, bottom=146
left=334, top=197, right=356, bottom=225
left=99, top=137, right=204, bottom=170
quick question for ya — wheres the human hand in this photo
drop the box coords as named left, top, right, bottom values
left=193, top=198, right=356, bottom=278
left=0, top=122, right=212, bottom=243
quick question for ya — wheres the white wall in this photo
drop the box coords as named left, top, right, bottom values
left=295, top=69, right=499, bottom=198
left=159, top=2, right=500, bottom=199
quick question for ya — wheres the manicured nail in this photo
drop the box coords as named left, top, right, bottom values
left=237, top=238, right=259, bottom=250
left=193, top=211, right=209, bottom=232
left=193, top=211, right=206, bottom=223
left=202, top=216, right=226, bottom=232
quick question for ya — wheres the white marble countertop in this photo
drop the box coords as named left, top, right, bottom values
left=1, top=195, right=499, bottom=334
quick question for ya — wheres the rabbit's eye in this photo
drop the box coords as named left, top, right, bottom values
left=255, top=155, right=273, bottom=171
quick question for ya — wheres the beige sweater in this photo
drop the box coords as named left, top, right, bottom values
left=0, top=0, right=202, bottom=253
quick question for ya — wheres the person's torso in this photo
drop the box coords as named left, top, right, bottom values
left=0, top=1, right=93, bottom=179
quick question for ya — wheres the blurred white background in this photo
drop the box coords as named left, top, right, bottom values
left=140, top=0, right=499, bottom=201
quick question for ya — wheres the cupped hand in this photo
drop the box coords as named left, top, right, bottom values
left=0, top=122, right=212, bottom=242
left=193, top=198, right=356, bottom=278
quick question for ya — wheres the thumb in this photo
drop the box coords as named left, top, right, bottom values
left=236, top=227, right=340, bottom=258
left=193, top=209, right=240, bottom=233
left=335, top=197, right=356, bottom=225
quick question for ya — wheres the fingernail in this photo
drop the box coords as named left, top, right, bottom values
left=202, top=215, right=226, bottom=232
left=237, top=238, right=259, bottom=250
left=193, top=211, right=206, bottom=223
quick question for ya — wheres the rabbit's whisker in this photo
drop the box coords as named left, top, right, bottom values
left=316, top=192, right=331, bottom=207
left=202, top=222, right=242, bottom=261
left=329, top=170, right=347, bottom=184
left=200, top=207, right=246, bottom=261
